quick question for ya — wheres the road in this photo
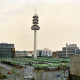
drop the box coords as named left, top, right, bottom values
left=0, top=63, right=68, bottom=80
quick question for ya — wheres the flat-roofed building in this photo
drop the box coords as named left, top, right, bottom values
left=15, top=51, right=33, bottom=58
left=0, top=43, right=15, bottom=58
left=58, top=44, right=80, bottom=58
left=52, top=51, right=58, bottom=58
left=37, top=48, right=52, bottom=57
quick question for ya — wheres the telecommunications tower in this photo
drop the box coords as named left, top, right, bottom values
left=31, top=10, right=40, bottom=58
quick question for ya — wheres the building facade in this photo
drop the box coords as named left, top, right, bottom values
left=15, top=51, right=33, bottom=58
left=37, top=48, right=52, bottom=57
left=0, top=43, right=15, bottom=58
left=58, top=44, right=80, bottom=58
left=52, top=51, right=58, bottom=58
left=15, top=49, right=52, bottom=58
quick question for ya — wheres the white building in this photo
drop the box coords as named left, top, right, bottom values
left=15, top=48, right=53, bottom=58
left=58, top=44, right=80, bottom=58
left=15, top=51, right=33, bottom=58
left=37, top=48, right=52, bottom=57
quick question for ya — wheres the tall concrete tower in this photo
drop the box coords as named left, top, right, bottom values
left=31, top=11, right=40, bottom=58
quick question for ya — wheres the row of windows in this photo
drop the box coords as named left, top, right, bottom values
left=0, top=52, right=11, bottom=54
left=0, top=48, right=12, bottom=49
left=0, top=56, right=11, bottom=58
left=0, top=51, right=12, bottom=52
left=0, top=54, right=11, bottom=56
left=63, top=51, right=80, bottom=53
left=0, top=53, right=11, bottom=55
left=0, top=47, right=12, bottom=49
left=16, top=54, right=27, bottom=56
left=0, top=50, right=12, bottom=52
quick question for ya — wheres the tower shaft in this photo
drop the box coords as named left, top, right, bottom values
left=34, top=30, right=37, bottom=58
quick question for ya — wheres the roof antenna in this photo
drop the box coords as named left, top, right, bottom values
left=35, top=8, right=36, bottom=14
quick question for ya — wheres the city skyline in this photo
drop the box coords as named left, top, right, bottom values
left=0, top=0, right=80, bottom=51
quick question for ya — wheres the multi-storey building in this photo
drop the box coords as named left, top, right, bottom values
left=58, top=44, right=80, bottom=58
left=37, top=48, right=52, bottom=57
left=0, top=43, right=15, bottom=58
left=15, top=51, right=33, bottom=58
left=15, top=49, right=52, bottom=58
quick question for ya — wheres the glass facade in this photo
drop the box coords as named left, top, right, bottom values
left=0, top=43, right=15, bottom=58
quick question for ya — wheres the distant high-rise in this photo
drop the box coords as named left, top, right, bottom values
left=31, top=10, right=40, bottom=58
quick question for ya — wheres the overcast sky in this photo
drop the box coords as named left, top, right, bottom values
left=0, top=0, right=80, bottom=51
